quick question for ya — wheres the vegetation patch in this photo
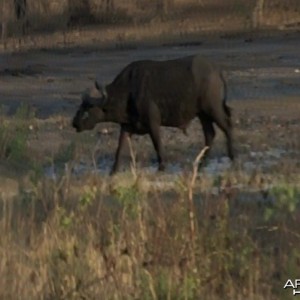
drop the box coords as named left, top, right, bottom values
left=0, top=104, right=34, bottom=167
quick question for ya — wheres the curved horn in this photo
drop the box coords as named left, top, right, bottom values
left=95, top=80, right=101, bottom=90
left=95, top=81, right=108, bottom=99
left=81, top=82, right=108, bottom=107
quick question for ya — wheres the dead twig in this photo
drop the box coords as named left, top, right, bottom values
left=127, top=136, right=137, bottom=179
left=187, top=146, right=209, bottom=266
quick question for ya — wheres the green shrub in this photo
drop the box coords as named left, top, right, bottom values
left=0, top=103, right=34, bottom=164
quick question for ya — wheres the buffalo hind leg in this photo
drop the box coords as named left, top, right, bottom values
left=111, top=127, right=131, bottom=175
left=199, top=113, right=216, bottom=159
left=214, top=118, right=234, bottom=161
left=149, top=123, right=165, bottom=171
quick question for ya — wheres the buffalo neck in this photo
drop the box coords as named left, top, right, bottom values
left=103, top=85, right=129, bottom=124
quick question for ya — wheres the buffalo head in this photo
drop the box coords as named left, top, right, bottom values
left=72, top=81, right=107, bottom=132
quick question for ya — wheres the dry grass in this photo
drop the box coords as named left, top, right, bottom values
left=0, top=98, right=300, bottom=299
left=0, top=161, right=299, bottom=299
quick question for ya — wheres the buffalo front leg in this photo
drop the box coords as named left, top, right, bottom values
left=111, top=127, right=131, bottom=175
left=149, top=123, right=165, bottom=171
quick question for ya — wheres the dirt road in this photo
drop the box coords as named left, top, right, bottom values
left=0, top=32, right=299, bottom=118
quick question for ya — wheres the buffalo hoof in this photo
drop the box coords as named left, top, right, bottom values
left=109, top=168, right=118, bottom=176
left=229, top=152, right=235, bottom=161
left=158, top=164, right=166, bottom=172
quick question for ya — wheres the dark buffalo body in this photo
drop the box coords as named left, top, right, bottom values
left=72, top=55, right=234, bottom=174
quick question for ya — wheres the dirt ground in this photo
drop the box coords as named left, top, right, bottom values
left=0, top=30, right=299, bottom=182
left=0, top=30, right=299, bottom=117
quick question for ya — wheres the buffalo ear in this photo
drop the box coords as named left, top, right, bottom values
left=95, top=81, right=108, bottom=99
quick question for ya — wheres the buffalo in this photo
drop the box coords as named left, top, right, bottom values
left=72, top=55, right=234, bottom=174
